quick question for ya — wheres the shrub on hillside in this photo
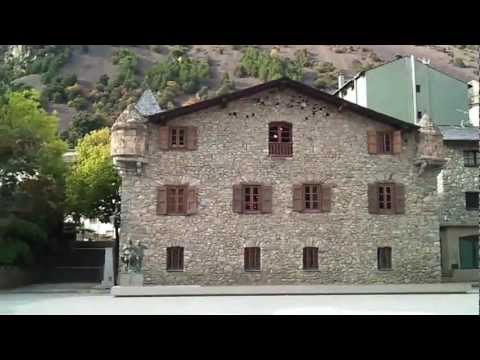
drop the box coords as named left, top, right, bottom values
left=145, top=55, right=210, bottom=94
left=294, top=48, right=313, bottom=68
left=239, top=47, right=304, bottom=81
left=453, top=57, right=466, bottom=68
left=315, top=62, right=336, bottom=74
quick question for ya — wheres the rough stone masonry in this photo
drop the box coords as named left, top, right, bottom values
left=112, top=82, right=444, bottom=285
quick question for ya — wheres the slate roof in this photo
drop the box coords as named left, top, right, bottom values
left=145, top=78, right=418, bottom=130
left=135, top=89, right=163, bottom=117
left=438, top=126, right=479, bottom=141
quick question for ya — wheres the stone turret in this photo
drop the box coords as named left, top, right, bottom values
left=111, top=104, right=148, bottom=176
left=415, top=114, right=446, bottom=174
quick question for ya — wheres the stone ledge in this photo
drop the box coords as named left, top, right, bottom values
left=111, top=283, right=474, bottom=297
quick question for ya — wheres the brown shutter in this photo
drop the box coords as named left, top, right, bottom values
left=261, top=185, right=272, bottom=213
left=156, top=186, right=167, bottom=215
left=186, top=186, right=198, bottom=215
left=367, top=130, right=378, bottom=154
left=395, top=183, right=405, bottom=214
left=293, top=184, right=304, bottom=212
left=321, top=185, right=332, bottom=213
left=368, top=183, right=379, bottom=214
left=186, top=126, right=198, bottom=150
left=233, top=185, right=243, bottom=213
left=159, top=127, right=170, bottom=150
left=393, top=130, right=402, bottom=154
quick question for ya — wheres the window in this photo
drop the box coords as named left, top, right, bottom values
left=170, top=127, right=186, bottom=148
left=304, top=184, right=321, bottom=212
left=367, top=130, right=401, bottom=155
left=243, top=185, right=261, bottom=213
left=378, top=183, right=394, bottom=213
left=159, top=126, right=198, bottom=150
left=167, top=247, right=184, bottom=271
left=465, top=192, right=479, bottom=211
left=417, top=111, right=422, bottom=120
left=464, top=151, right=479, bottom=167
left=293, top=183, right=332, bottom=213
left=244, top=247, right=261, bottom=271
left=368, top=183, right=405, bottom=215
left=377, top=131, right=393, bottom=154
left=416, top=84, right=421, bottom=93
left=377, top=247, right=392, bottom=270
left=303, top=247, right=318, bottom=270
left=166, top=186, right=187, bottom=215
left=269, top=122, right=292, bottom=157
left=233, top=184, right=272, bottom=214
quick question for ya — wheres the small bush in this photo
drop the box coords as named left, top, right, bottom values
left=316, top=62, right=336, bottom=74
left=215, top=73, right=236, bottom=96
left=294, top=48, right=313, bottom=68
left=68, top=96, right=89, bottom=111
left=453, top=57, right=466, bottom=68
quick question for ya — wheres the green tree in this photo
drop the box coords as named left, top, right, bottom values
left=65, top=128, right=120, bottom=224
left=65, top=111, right=108, bottom=147
left=0, top=90, right=67, bottom=265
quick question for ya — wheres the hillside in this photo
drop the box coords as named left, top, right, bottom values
left=1, top=45, right=478, bottom=142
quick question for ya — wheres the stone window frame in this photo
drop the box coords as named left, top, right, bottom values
left=166, top=185, right=188, bottom=215
left=303, top=247, right=319, bottom=271
left=167, top=246, right=184, bottom=272
left=377, top=247, right=392, bottom=271
left=169, top=127, right=187, bottom=149
left=465, top=192, right=479, bottom=211
left=463, top=150, right=479, bottom=167
left=244, top=247, right=261, bottom=272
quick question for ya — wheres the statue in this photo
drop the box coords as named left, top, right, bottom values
left=120, top=239, right=148, bottom=273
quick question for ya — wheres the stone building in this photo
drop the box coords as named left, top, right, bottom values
left=111, top=78, right=446, bottom=285
left=437, top=126, right=479, bottom=282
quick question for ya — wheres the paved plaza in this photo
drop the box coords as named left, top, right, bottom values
left=0, top=283, right=477, bottom=315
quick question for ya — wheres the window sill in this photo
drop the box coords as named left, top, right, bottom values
left=303, top=269, right=320, bottom=272
left=244, top=270, right=261, bottom=273
left=377, top=269, right=393, bottom=272
left=466, top=209, right=479, bottom=211
left=166, top=269, right=184, bottom=272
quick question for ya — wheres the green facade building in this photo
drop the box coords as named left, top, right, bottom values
left=335, top=55, right=471, bottom=126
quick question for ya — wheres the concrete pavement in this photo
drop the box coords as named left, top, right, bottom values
left=111, top=283, right=475, bottom=297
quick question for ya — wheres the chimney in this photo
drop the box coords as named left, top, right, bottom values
left=338, top=73, right=345, bottom=90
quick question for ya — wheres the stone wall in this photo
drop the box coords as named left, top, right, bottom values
left=439, top=142, right=479, bottom=226
left=117, top=88, right=442, bottom=285
left=0, top=266, right=36, bottom=289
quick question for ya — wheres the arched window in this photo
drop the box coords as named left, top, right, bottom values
left=269, top=122, right=292, bottom=157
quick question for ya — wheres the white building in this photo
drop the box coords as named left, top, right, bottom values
left=468, top=80, right=479, bottom=127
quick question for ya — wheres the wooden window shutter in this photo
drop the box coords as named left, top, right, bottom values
left=233, top=185, right=243, bottom=213
left=368, top=183, right=379, bottom=214
left=395, top=183, right=406, bottom=214
left=156, top=186, right=167, bottom=215
left=159, top=127, right=170, bottom=150
left=261, top=185, right=272, bottom=213
left=321, top=185, right=332, bottom=213
left=186, top=126, right=198, bottom=150
left=186, top=186, right=198, bottom=215
left=293, top=184, right=304, bottom=212
left=393, top=130, right=402, bottom=154
left=367, top=130, right=378, bottom=154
